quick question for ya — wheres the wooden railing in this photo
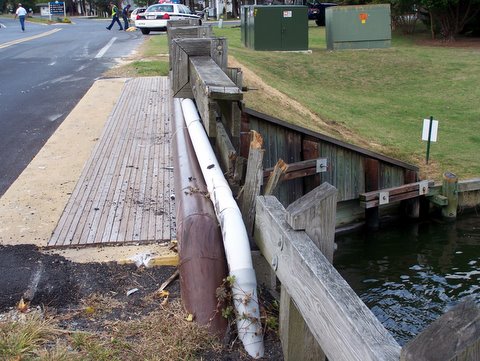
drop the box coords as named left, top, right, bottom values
left=167, top=20, right=480, bottom=361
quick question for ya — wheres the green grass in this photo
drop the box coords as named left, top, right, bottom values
left=214, top=24, right=480, bottom=179
left=129, top=35, right=170, bottom=76
left=130, top=59, right=169, bottom=76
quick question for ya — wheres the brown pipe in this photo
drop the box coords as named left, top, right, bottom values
left=172, top=98, right=228, bottom=338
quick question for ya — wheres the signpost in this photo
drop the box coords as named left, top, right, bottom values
left=49, top=1, right=66, bottom=20
left=422, top=116, right=439, bottom=164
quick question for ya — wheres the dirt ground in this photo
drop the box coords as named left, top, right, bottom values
left=0, top=244, right=283, bottom=360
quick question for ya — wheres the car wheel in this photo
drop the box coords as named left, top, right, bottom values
left=140, top=28, right=150, bottom=34
left=315, top=19, right=325, bottom=26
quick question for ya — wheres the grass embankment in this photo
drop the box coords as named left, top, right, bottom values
left=212, top=24, right=479, bottom=180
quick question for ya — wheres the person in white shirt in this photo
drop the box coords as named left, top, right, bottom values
left=14, top=3, right=27, bottom=31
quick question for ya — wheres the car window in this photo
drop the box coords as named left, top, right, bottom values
left=178, top=5, right=186, bottom=13
left=181, top=5, right=191, bottom=14
left=147, top=4, right=174, bottom=12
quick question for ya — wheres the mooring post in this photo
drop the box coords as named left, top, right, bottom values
left=279, top=183, right=338, bottom=361
left=442, top=171, right=458, bottom=220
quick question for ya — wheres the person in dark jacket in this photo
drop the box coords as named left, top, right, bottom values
left=106, top=2, right=123, bottom=30
left=122, top=4, right=131, bottom=31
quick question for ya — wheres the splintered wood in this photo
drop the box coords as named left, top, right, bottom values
left=49, top=77, right=175, bottom=247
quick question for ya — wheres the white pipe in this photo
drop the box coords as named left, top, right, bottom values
left=180, top=98, right=264, bottom=359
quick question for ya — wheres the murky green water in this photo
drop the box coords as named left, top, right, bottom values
left=334, top=213, right=480, bottom=346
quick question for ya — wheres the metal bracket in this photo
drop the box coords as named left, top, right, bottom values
left=316, top=158, right=328, bottom=173
left=379, top=191, right=389, bottom=205
left=419, top=180, right=429, bottom=195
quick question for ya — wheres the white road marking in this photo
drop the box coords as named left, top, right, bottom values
left=0, top=28, right=62, bottom=49
left=95, top=37, right=117, bottom=58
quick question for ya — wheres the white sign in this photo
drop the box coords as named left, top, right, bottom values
left=283, top=10, right=292, bottom=18
left=422, top=118, right=439, bottom=142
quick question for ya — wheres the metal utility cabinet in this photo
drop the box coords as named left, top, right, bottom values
left=241, top=5, right=308, bottom=51
left=325, top=4, right=391, bottom=50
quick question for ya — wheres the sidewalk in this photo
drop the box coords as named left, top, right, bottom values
left=0, top=77, right=177, bottom=265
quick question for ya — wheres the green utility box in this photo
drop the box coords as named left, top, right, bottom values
left=241, top=5, right=308, bottom=51
left=325, top=4, right=391, bottom=50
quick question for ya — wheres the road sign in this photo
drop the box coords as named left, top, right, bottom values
left=49, top=1, right=64, bottom=15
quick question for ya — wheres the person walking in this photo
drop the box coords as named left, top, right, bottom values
left=106, top=2, right=123, bottom=31
left=122, top=4, right=131, bottom=31
left=14, top=3, right=27, bottom=32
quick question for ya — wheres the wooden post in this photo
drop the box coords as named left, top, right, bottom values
left=167, top=25, right=213, bottom=70
left=238, top=130, right=264, bottom=239
left=279, top=183, right=337, bottom=361
left=442, top=171, right=458, bottom=220
left=400, top=299, right=480, bottom=361
left=302, top=138, right=320, bottom=194
left=365, top=158, right=380, bottom=229
left=285, top=182, right=337, bottom=262
left=403, top=169, right=420, bottom=219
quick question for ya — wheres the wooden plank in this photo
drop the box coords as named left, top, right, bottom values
left=166, top=18, right=200, bottom=29
left=218, top=99, right=241, bottom=150
left=93, top=78, right=145, bottom=244
left=264, top=159, right=287, bottom=196
left=254, top=195, right=401, bottom=361
left=225, top=67, right=243, bottom=89
left=189, top=56, right=243, bottom=100
left=238, top=130, right=264, bottom=239
left=161, top=88, right=174, bottom=241
left=61, top=79, right=135, bottom=245
left=365, top=158, right=380, bottom=229
left=458, top=178, right=480, bottom=192
left=215, top=121, right=237, bottom=175
left=360, top=181, right=435, bottom=202
left=361, top=189, right=426, bottom=209
left=171, top=39, right=192, bottom=98
left=400, top=299, right=480, bottom=361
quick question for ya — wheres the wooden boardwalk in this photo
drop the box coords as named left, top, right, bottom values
left=48, top=77, right=175, bottom=247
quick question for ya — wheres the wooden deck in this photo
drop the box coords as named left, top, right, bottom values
left=48, top=77, right=175, bottom=247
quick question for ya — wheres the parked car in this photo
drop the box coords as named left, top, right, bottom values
left=134, top=3, right=200, bottom=34
left=307, top=2, right=337, bottom=26
left=130, top=7, right=146, bottom=22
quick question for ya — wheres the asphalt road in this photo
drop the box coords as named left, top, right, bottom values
left=0, top=17, right=144, bottom=196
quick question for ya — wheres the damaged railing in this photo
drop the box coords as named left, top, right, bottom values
left=167, top=20, right=480, bottom=361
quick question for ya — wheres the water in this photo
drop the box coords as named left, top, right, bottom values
left=333, top=213, right=480, bottom=346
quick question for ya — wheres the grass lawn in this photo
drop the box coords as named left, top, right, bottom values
left=213, top=24, right=480, bottom=180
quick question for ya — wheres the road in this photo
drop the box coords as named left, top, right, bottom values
left=0, top=17, right=144, bottom=196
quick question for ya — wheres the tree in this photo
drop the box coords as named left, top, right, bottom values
left=426, top=0, right=480, bottom=39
